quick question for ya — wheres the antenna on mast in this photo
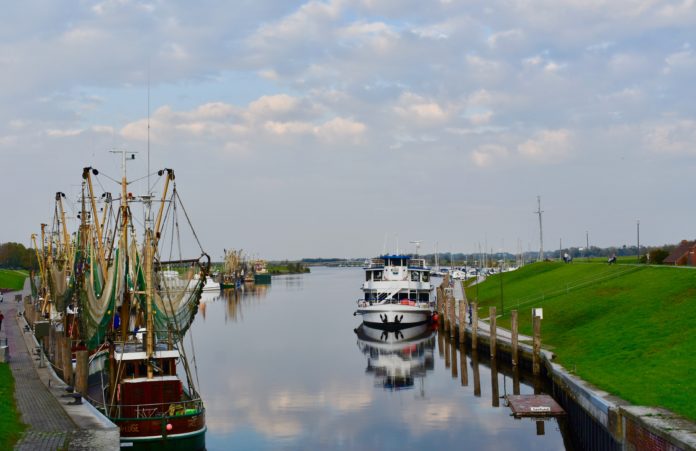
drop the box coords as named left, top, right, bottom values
left=534, top=195, right=544, bottom=261
left=409, top=240, right=422, bottom=257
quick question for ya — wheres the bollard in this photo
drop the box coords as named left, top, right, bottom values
left=489, top=306, right=497, bottom=359
left=533, top=313, right=541, bottom=376
left=511, top=310, right=519, bottom=367
left=75, top=350, right=88, bottom=395
left=62, top=339, right=73, bottom=385
left=471, top=302, right=478, bottom=351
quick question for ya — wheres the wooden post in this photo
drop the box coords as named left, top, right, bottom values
left=444, top=333, right=451, bottom=369
left=459, top=346, right=468, bottom=387
left=511, top=309, right=519, bottom=366
left=54, top=334, right=63, bottom=374
left=490, top=359, right=499, bottom=407
left=489, top=306, right=497, bottom=359
left=471, top=302, right=478, bottom=351
left=458, top=300, right=466, bottom=345
left=451, top=338, right=458, bottom=379
left=449, top=297, right=455, bottom=339
left=512, top=365, right=520, bottom=395
left=437, top=327, right=445, bottom=358
left=62, top=339, right=73, bottom=385
left=443, top=294, right=450, bottom=333
left=472, top=349, right=481, bottom=397
left=75, top=350, right=88, bottom=395
left=533, top=313, right=542, bottom=376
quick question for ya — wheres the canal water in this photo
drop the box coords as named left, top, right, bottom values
left=188, top=267, right=571, bottom=450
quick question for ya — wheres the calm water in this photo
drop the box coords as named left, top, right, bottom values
left=188, top=267, right=569, bottom=450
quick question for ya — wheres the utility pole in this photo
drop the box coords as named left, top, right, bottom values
left=534, top=196, right=544, bottom=262
left=586, top=231, right=589, bottom=261
left=637, top=220, right=640, bottom=263
left=559, top=238, right=562, bottom=261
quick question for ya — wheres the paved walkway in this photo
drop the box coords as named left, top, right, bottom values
left=0, top=279, right=118, bottom=450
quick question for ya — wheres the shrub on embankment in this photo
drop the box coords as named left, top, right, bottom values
left=0, top=364, right=26, bottom=447
left=0, top=269, right=27, bottom=291
left=467, top=261, right=696, bottom=421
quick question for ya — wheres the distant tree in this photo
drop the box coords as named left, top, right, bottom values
left=0, top=242, right=38, bottom=270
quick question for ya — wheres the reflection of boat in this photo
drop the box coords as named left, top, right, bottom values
left=355, top=323, right=435, bottom=391
left=355, top=255, right=434, bottom=329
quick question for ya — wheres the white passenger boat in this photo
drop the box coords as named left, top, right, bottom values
left=355, top=254, right=434, bottom=329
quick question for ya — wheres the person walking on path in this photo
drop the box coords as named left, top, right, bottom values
left=0, top=311, right=4, bottom=332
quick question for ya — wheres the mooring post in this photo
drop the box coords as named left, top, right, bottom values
left=491, top=359, right=499, bottom=408
left=444, top=333, right=451, bottom=369
left=443, top=294, right=450, bottom=333
left=451, top=338, right=458, bottom=379
left=437, top=327, right=445, bottom=358
left=489, top=306, right=497, bottom=359
left=533, top=313, right=542, bottom=376
left=472, top=348, right=481, bottom=397
left=75, top=349, right=88, bottom=395
left=471, top=302, right=478, bottom=351
left=511, top=309, right=519, bottom=366
left=458, top=300, right=466, bottom=345
left=54, top=334, right=63, bottom=372
left=449, top=297, right=456, bottom=339
left=459, top=346, right=468, bottom=387
left=62, top=338, right=73, bottom=385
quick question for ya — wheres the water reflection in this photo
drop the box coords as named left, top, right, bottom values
left=197, top=284, right=270, bottom=323
left=354, top=323, right=436, bottom=392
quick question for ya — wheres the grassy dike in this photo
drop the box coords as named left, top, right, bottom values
left=0, top=269, right=28, bottom=291
left=466, top=261, right=696, bottom=421
left=0, top=364, right=25, bottom=448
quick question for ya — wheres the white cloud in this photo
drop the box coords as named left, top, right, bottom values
left=394, top=93, right=449, bottom=123
left=470, top=144, right=508, bottom=167
left=645, top=120, right=696, bottom=154
left=518, top=129, right=573, bottom=162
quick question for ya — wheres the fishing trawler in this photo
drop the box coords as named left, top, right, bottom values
left=35, top=156, right=208, bottom=449
left=355, top=254, right=434, bottom=329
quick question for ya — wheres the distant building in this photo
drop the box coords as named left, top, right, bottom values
left=663, top=240, right=696, bottom=266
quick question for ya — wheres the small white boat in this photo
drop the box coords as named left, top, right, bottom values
left=355, top=254, right=434, bottom=329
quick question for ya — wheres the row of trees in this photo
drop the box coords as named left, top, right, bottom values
left=0, top=242, right=38, bottom=270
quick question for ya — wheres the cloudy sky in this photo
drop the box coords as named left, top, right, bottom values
left=1, top=0, right=696, bottom=260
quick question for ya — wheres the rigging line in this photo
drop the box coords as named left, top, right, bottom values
left=174, top=188, right=205, bottom=253
left=126, top=171, right=161, bottom=186
left=95, top=171, right=120, bottom=185
left=173, top=193, right=183, bottom=263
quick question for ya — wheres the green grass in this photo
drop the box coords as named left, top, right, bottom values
left=467, top=261, right=696, bottom=421
left=0, top=364, right=26, bottom=447
left=0, top=269, right=28, bottom=291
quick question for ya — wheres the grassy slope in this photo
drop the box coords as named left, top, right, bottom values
left=0, top=364, right=25, bottom=447
left=0, top=269, right=28, bottom=291
left=467, top=262, right=696, bottom=420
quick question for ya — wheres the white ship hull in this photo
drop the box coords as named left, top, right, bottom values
left=356, top=302, right=432, bottom=329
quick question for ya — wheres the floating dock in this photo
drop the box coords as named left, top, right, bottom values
left=506, top=395, right=566, bottom=418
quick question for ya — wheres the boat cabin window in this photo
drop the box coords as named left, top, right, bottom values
left=410, top=271, right=420, bottom=282
left=373, top=270, right=382, bottom=281
left=422, top=272, right=429, bottom=282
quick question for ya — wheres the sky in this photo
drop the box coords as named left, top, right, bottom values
left=1, top=0, right=696, bottom=260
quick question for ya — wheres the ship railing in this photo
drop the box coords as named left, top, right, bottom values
left=357, top=298, right=431, bottom=308
left=95, top=398, right=205, bottom=419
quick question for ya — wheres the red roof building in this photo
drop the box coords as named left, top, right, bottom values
left=663, top=240, right=696, bottom=266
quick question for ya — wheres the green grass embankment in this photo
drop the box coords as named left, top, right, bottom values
left=0, top=269, right=28, bottom=291
left=0, top=364, right=25, bottom=447
left=467, top=261, right=696, bottom=421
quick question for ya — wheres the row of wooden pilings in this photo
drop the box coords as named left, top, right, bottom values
left=435, top=279, right=542, bottom=375
left=23, top=296, right=89, bottom=397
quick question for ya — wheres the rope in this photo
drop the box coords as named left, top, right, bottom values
left=174, top=188, right=205, bottom=253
